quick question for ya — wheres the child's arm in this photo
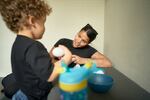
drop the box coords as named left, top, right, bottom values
left=48, top=45, right=72, bottom=82
left=47, top=61, right=61, bottom=82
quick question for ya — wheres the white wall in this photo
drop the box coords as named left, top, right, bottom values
left=0, top=0, right=104, bottom=77
left=104, top=0, right=150, bottom=93
left=42, top=0, right=104, bottom=52
left=0, top=16, right=16, bottom=77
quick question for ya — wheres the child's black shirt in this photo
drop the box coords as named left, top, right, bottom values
left=11, top=35, right=54, bottom=99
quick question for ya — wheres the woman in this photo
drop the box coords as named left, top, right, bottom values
left=50, top=24, right=112, bottom=68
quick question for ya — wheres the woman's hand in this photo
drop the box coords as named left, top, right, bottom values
left=72, top=55, right=86, bottom=64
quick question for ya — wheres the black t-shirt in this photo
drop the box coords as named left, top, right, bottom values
left=54, top=38, right=97, bottom=67
left=11, top=35, right=53, bottom=99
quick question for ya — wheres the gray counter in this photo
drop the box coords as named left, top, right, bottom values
left=88, top=68, right=150, bottom=100
left=1, top=67, right=150, bottom=100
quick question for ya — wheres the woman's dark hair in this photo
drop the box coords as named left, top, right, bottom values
left=80, top=24, right=98, bottom=43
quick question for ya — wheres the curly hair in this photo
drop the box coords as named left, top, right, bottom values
left=0, top=0, right=52, bottom=33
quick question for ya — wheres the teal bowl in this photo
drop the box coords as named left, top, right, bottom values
left=88, top=73, right=113, bottom=93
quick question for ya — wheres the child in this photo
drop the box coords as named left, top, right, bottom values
left=0, top=0, right=72, bottom=100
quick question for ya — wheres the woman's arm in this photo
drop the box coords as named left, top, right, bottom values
left=72, top=51, right=112, bottom=68
left=91, top=52, right=112, bottom=67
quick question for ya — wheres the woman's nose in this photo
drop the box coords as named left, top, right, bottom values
left=77, top=38, right=82, bottom=43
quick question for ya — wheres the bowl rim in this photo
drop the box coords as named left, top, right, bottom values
left=88, top=81, right=113, bottom=86
left=88, top=73, right=114, bottom=85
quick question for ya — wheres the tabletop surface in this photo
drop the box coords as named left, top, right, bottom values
left=0, top=67, right=150, bottom=100
left=88, top=67, right=150, bottom=100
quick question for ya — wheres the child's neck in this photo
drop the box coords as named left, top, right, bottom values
left=18, top=30, right=34, bottom=39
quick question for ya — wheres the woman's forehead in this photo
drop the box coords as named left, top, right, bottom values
left=78, top=31, right=89, bottom=42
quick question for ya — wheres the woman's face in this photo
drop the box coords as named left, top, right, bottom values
left=73, top=30, right=90, bottom=48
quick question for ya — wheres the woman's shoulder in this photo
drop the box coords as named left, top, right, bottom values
left=56, top=38, right=73, bottom=44
left=86, top=44, right=98, bottom=53
left=59, top=38, right=72, bottom=42
left=54, top=38, right=72, bottom=47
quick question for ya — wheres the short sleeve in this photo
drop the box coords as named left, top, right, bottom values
left=25, top=41, right=54, bottom=81
left=54, top=38, right=67, bottom=47
left=88, top=45, right=97, bottom=57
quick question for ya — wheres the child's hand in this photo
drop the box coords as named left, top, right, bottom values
left=48, top=60, right=61, bottom=82
left=48, top=45, right=72, bottom=82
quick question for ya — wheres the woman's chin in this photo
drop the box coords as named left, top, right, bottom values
left=73, top=43, right=77, bottom=48
left=73, top=45, right=77, bottom=48
left=73, top=42, right=81, bottom=48
left=73, top=45, right=78, bottom=48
